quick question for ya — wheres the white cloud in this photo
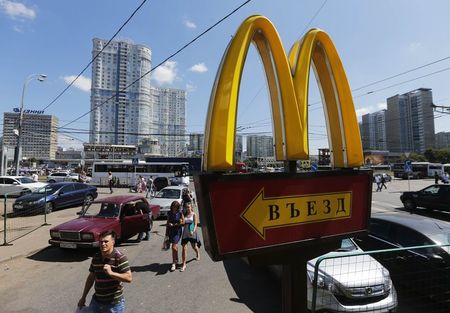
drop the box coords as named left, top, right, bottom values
left=355, top=102, right=387, bottom=120
left=152, top=61, right=177, bottom=85
left=184, top=19, right=196, bottom=29
left=407, top=42, right=424, bottom=54
left=186, top=82, right=196, bottom=93
left=0, top=0, right=36, bottom=20
left=13, top=25, right=22, bottom=32
left=189, top=62, right=208, bottom=73
left=63, top=75, right=91, bottom=92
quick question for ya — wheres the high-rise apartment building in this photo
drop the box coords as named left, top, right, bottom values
left=435, top=132, right=450, bottom=149
left=189, top=133, right=204, bottom=156
left=385, top=88, right=435, bottom=153
left=3, top=112, right=58, bottom=160
left=90, top=38, right=152, bottom=145
left=151, top=87, right=186, bottom=157
left=246, top=135, right=274, bottom=157
left=360, top=110, right=387, bottom=150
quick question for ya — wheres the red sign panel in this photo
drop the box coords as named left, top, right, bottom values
left=194, top=170, right=372, bottom=261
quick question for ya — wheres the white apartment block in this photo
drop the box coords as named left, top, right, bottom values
left=90, top=38, right=152, bottom=145
left=3, top=112, right=58, bottom=160
left=151, top=87, right=187, bottom=157
left=246, top=135, right=274, bottom=157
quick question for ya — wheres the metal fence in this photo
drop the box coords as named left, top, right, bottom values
left=311, top=244, right=450, bottom=313
left=1, top=190, right=50, bottom=245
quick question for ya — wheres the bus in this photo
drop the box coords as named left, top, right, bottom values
left=392, top=162, right=443, bottom=179
left=91, top=161, right=190, bottom=187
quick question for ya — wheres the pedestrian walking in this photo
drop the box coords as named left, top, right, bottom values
left=165, top=201, right=184, bottom=272
left=374, top=174, right=382, bottom=192
left=181, top=188, right=193, bottom=214
left=444, top=172, right=450, bottom=184
left=77, top=230, right=132, bottom=313
left=108, top=171, right=114, bottom=194
left=381, top=174, right=387, bottom=189
left=137, top=202, right=151, bottom=241
left=180, top=203, right=200, bottom=272
left=434, top=171, right=440, bottom=184
left=146, top=176, right=155, bottom=198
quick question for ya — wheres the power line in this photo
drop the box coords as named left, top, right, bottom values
left=59, top=0, right=252, bottom=130
left=41, top=0, right=150, bottom=112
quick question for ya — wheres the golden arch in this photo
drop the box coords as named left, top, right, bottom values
left=203, top=15, right=363, bottom=171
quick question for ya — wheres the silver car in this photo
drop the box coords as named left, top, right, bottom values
left=307, top=238, right=397, bottom=312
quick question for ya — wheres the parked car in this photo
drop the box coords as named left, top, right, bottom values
left=0, top=176, right=47, bottom=197
left=400, top=184, right=450, bottom=212
left=148, top=185, right=190, bottom=217
left=47, top=171, right=80, bottom=183
left=13, top=182, right=98, bottom=215
left=49, top=195, right=160, bottom=249
left=270, top=238, right=398, bottom=312
left=354, top=213, right=450, bottom=303
left=169, top=176, right=190, bottom=186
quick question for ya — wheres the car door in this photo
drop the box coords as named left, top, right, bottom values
left=2, top=177, right=20, bottom=196
left=55, top=184, right=76, bottom=208
left=120, top=202, right=148, bottom=239
left=73, top=183, right=88, bottom=205
left=438, top=185, right=450, bottom=211
left=416, top=185, right=441, bottom=209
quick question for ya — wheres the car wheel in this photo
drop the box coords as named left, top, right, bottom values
left=45, top=202, right=54, bottom=214
left=403, top=199, right=416, bottom=211
left=84, top=194, right=94, bottom=205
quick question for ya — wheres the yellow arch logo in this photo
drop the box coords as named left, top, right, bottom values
left=203, top=15, right=363, bottom=171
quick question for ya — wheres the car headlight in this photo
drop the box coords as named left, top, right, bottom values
left=307, top=270, right=339, bottom=294
left=30, top=198, right=46, bottom=205
left=163, top=205, right=170, bottom=211
left=50, top=231, right=60, bottom=239
left=382, top=267, right=392, bottom=292
left=81, top=233, right=94, bottom=241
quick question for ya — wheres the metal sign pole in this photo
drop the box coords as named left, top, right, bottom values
left=2, top=195, right=12, bottom=246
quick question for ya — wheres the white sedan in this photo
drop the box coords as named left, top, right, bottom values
left=0, top=176, right=47, bottom=197
left=148, top=186, right=190, bottom=217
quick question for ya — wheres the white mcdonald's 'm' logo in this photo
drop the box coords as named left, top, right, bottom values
left=203, top=15, right=363, bottom=172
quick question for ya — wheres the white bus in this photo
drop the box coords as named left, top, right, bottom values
left=392, top=162, right=443, bottom=179
left=91, top=161, right=190, bottom=187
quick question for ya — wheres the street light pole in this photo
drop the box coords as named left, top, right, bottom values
left=14, top=73, right=47, bottom=176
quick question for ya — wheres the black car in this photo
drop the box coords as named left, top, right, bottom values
left=13, top=182, right=98, bottom=215
left=400, top=184, right=450, bottom=212
left=355, top=213, right=450, bottom=303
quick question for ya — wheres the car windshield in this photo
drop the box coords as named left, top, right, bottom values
left=17, top=177, right=34, bottom=184
left=34, top=185, right=59, bottom=194
left=82, top=202, right=120, bottom=218
left=155, top=189, right=181, bottom=199
left=336, top=238, right=358, bottom=252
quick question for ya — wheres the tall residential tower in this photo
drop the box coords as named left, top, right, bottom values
left=385, top=88, right=435, bottom=153
left=90, top=38, right=152, bottom=145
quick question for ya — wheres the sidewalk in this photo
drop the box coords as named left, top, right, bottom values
left=0, top=187, right=132, bottom=264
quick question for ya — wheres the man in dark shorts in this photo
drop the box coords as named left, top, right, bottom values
left=78, top=230, right=132, bottom=313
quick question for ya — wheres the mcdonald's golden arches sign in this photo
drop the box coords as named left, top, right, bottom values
left=194, top=15, right=371, bottom=261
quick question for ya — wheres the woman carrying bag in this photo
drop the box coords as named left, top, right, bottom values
left=180, top=203, right=200, bottom=272
left=165, top=201, right=184, bottom=272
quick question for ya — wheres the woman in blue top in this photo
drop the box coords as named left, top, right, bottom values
left=166, top=201, right=184, bottom=271
left=180, top=203, right=200, bottom=272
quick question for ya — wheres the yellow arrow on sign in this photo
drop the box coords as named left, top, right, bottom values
left=240, top=189, right=352, bottom=239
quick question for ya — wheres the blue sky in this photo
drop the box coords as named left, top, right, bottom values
left=1, top=0, right=450, bottom=154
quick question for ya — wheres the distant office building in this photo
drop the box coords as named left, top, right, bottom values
left=151, top=87, right=187, bottom=157
left=361, top=110, right=387, bottom=150
left=246, top=135, right=274, bottom=157
left=235, top=135, right=243, bottom=161
left=435, top=132, right=450, bottom=149
left=90, top=38, right=152, bottom=145
left=385, top=88, right=435, bottom=153
left=189, top=133, right=204, bottom=156
left=3, top=112, right=58, bottom=160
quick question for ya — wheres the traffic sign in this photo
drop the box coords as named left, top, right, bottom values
left=132, top=157, right=139, bottom=166
left=194, top=170, right=372, bottom=261
left=311, top=163, right=318, bottom=172
left=404, top=160, right=412, bottom=172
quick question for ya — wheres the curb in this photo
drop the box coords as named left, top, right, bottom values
left=0, top=246, right=48, bottom=265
